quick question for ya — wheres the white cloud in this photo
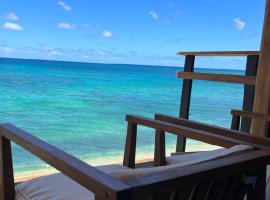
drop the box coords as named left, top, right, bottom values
left=58, top=1, right=71, bottom=11
left=233, top=18, right=246, bottom=31
left=3, top=22, right=23, bottom=31
left=149, top=11, right=159, bottom=20
left=102, top=31, right=112, bottom=38
left=5, top=12, right=19, bottom=20
left=57, top=22, right=76, bottom=30
left=0, top=45, right=16, bottom=53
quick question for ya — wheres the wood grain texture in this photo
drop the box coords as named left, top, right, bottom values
left=177, top=51, right=259, bottom=56
left=251, top=0, right=270, bottom=137
left=176, top=72, right=256, bottom=85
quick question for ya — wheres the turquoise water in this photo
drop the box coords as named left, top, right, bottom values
left=0, top=58, right=244, bottom=175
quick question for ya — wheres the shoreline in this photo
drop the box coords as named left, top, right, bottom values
left=15, top=143, right=219, bottom=183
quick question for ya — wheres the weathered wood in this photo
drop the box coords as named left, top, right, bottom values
left=231, top=109, right=270, bottom=121
left=154, top=130, right=166, bottom=166
left=155, top=114, right=270, bottom=149
left=231, top=115, right=240, bottom=130
left=177, top=55, right=195, bottom=152
left=177, top=51, right=259, bottom=56
left=241, top=55, right=259, bottom=133
left=123, top=122, right=137, bottom=168
left=0, top=136, right=15, bottom=200
left=0, top=124, right=131, bottom=200
left=176, top=72, right=256, bottom=85
left=251, top=0, right=270, bottom=136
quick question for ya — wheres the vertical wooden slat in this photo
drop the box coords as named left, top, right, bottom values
left=0, top=136, right=15, bottom=200
left=247, top=167, right=266, bottom=200
left=123, top=122, right=137, bottom=168
left=241, top=55, right=259, bottom=133
left=176, top=55, right=195, bottom=152
left=154, top=130, right=166, bottom=166
left=251, top=0, right=270, bottom=136
left=231, top=115, right=240, bottom=130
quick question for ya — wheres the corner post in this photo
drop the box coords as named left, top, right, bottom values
left=176, top=55, right=195, bottom=152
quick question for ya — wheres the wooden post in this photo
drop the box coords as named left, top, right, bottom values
left=251, top=0, right=270, bottom=136
left=123, top=122, right=137, bottom=168
left=0, top=136, right=15, bottom=200
left=154, top=130, right=166, bottom=166
left=176, top=55, right=195, bottom=152
left=241, top=55, right=259, bottom=133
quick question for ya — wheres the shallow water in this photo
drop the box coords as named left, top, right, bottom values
left=0, top=58, right=244, bottom=175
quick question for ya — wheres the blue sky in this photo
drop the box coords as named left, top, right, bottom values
left=0, top=0, right=266, bottom=69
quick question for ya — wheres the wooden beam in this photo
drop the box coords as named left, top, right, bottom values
left=177, top=51, right=259, bottom=56
left=241, top=55, right=259, bottom=132
left=176, top=72, right=256, bottom=85
left=177, top=55, right=195, bottom=152
left=251, top=0, right=270, bottom=136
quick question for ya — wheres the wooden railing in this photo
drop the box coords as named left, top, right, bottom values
left=176, top=72, right=256, bottom=85
left=231, top=109, right=270, bottom=132
left=176, top=51, right=259, bottom=152
left=177, top=51, right=259, bottom=56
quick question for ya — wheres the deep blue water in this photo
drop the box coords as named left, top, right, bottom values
left=0, top=58, right=244, bottom=175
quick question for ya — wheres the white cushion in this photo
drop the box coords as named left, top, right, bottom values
left=111, top=145, right=253, bottom=180
left=16, top=164, right=129, bottom=200
left=16, top=145, right=253, bottom=200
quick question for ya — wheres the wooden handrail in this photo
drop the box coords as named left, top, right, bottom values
left=177, top=51, right=260, bottom=56
left=155, top=114, right=270, bottom=149
left=231, top=110, right=270, bottom=121
left=176, top=72, right=256, bottom=85
left=0, top=124, right=130, bottom=200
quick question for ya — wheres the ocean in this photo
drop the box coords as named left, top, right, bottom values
left=0, top=58, right=244, bottom=176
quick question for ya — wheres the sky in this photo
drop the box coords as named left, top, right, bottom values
left=0, top=0, right=266, bottom=69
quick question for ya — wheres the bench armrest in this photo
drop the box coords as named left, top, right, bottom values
left=123, top=115, right=262, bottom=168
left=0, top=124, right=130, bottom=200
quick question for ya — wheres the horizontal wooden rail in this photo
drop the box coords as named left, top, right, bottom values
left=231, top=110, right=270, bottom=122
left=177, top=51, right=260, bottom=56
left=155, top=114, right=270, bottom=149
left=126, top=115, right=261, bottom=148
left=176, top=72, right=256, bottom=85
left=0, top=124, right=130, bottom=200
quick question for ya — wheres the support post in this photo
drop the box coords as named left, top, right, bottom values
left=251, top=0, right=270, bottom=137
left=0, top=136, right=15, bottom=200
left=176, top=55, right=195, bottom=152
left=123, top=122, right=137, bottom=168
left=154, top=130, right=166, bottom=166
left=241, top=55, right=259, bottom=133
